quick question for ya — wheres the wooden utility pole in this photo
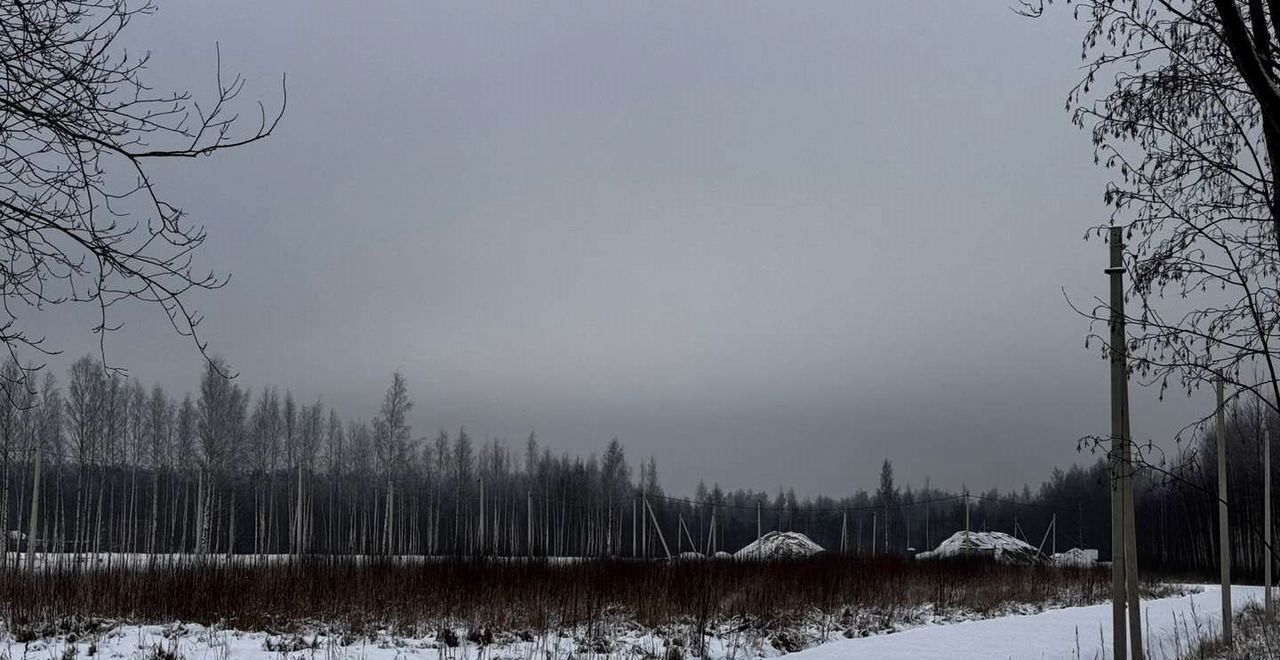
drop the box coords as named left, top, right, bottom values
left=1107, top=226, right=1142, bottom=659
left=1216, top=379, right=1232, bottom=645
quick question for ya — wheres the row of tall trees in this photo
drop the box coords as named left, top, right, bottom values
left=0, top=357, right=704, bottom=559
left=2, top=355, right=1276, bottom=575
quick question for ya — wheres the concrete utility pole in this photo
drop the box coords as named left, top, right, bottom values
left=642, top=492, right=648, bottom=558
left=1267, top=423, right=1273, bottom=622
left=1107, top=226, right=1143, bottom=659
left=1216, top=379, right=1232, bottom=645
left=1122, top=372, right=1143, bottom=659
left=26, top=443, right=41, bottom=572
left=643, top=496, right=671, bottom=558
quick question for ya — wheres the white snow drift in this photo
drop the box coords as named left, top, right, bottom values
left=734, top=531, right=825, bottom=560
left=915, top=531, right=1041, bottom=565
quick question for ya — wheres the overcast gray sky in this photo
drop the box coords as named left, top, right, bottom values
left=28, top=1, right=1214, bottom=497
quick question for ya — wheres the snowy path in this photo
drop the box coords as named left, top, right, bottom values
left=789, top=585, right=1262, bottom=660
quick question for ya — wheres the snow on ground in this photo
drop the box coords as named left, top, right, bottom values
left=1, top=619, right=721, bottom=660
left=0, top=585, right=1243, bottom=659
left=734, top=531, right=825, bottom=560
left=916, top=530, right=1042, bottom=565
left=789, top=585, right=1260, bottom=660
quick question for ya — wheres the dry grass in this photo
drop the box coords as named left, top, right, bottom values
left=1181, top=604, right=1280, bottom=660
left=0, top=556, right=1136, bottom=638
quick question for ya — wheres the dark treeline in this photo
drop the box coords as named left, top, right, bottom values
left=1133, top=394, right=1279, bottom=580
left=0, top=356, right=1264, bottom=576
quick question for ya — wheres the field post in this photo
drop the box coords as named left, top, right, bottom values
left=642, top=492, right=648, bottom=557
left=1107, top=226, right=1130, bottom=660
left=841, top=509, right=848, bottom=554
left=871, top=513, right=877, bottom=557
left=757, top=502, right=761, bottom=545
left=708, top=506, right=716, bottom=554
left=1216, top=378, right=1232, bottom=645
left=644, top=496, right=671, bottom=558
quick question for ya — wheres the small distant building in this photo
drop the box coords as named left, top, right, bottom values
left=1050, top=548, right=1099, bottom=567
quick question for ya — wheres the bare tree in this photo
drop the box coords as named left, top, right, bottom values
left=373, top=372, right=411, bottom=555
left=324, top=409, right=344, bottom=553
left=174, top=395, right=196, bottom=552
left=144, top=384, right=170, bottom=554
left=196, top=358, right=241, bottom=554
left=1028, top=9, right=1280, bottom=591
left=0, top=1, right=284, bottom=385
left=1030, top=0, right=1280, bottom=433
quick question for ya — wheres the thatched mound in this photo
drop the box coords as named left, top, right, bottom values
left=734, top=531, right=825, bottom=560
left=915, top=531, right=1041, bottom=565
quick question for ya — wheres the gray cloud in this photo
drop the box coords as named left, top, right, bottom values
left=24, top=1, right=1211, bottom=496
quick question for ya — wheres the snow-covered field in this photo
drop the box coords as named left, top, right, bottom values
left=0, top=585, right=1245, bottom=659
left=790, top=585, right=1258, bottom=660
